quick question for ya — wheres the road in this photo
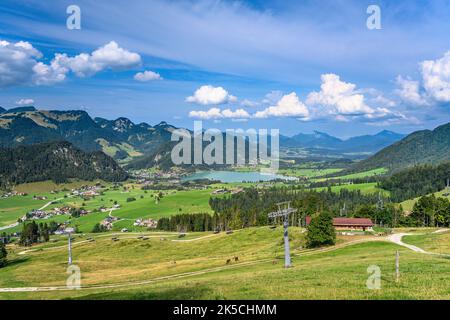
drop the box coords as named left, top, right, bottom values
left=0, top=223, right=20, bottom=231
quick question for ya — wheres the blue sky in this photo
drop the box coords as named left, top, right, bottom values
left=1, top=0, right=450, bottom=137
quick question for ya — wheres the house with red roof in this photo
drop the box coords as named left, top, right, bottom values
left=305, top=216, right=374, bottom=231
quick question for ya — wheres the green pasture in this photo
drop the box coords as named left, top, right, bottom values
left=403, top=230, right=450, bottom=255
left=1, top=184, right=214, bottom=233
left=313, top=182, right=389, bottom=195
left=0, top=227, right=448, bottom=300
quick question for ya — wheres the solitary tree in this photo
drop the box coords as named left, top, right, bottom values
left=306, top=212, right=336, bottom=248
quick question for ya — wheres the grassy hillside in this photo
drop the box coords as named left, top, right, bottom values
left=0, top=228, right=448, bottom=300
left=0, top=195, right=50, bottom=227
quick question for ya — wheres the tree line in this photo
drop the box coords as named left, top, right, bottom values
left=208, top=187, right=397, bottom=230
left=157, top=213, right=217, bottom=232
left=156, top=187, right=407, bottom=232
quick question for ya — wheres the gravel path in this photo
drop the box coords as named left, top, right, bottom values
left=387, top=231, right=449, bottom=257
left=387, top=233, right=427, bottom=253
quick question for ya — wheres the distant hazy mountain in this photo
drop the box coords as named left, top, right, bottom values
left=353, top=122, right=450, bottom=172
left=0, top=141, right=128, bottom=187
left=291, top=131, right=342, bottom=149
left=0, top=107, right=177, bottom=161
left=281, top=130, right=405, bottom=154
left=340, top=130, right=405, bottom=153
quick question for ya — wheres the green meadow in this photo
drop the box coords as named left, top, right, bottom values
left=313, top=182, right=389, bottom=195
left=0, top=227, right=448, bottom=300
left=331, top=168, right=388, bottom=180
left=403, top=231, right=450, bottom=255
left=0, top=180, right=107, bottom=228
left=312, top=168, right=388, bottom=183
left=0, top=183, right=215, bottom=233
left=0, top=195, right=49, bottom=227
left=278, top=168, right=343, bottom=178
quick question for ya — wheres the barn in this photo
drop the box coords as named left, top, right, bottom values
left=305, top=216, right=374, bottom=231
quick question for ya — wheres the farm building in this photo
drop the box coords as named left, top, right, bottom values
left=305, top=216, right=374, bottom=231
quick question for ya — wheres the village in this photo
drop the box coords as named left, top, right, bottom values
left=6, top=184, right=160, bottom=235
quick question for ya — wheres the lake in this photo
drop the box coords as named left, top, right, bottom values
left=182, top=171, right=298, bottom=183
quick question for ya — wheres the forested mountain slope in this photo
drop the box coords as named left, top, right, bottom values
left=0, top=141, right=128, bottom=187
left=353, top=122, right=450, bottom=172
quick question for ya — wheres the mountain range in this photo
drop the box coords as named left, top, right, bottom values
left=0, top=106, right=177, bottom=162
left=2, top=106, right=450, bottom=174
left=0, top=106, right=405, bottom=162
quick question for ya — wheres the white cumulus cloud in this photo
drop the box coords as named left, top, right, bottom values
left=55, top=41, right=142, bottom=77
left=134, top=70, right=162, bottom=81
left=0, top=40, right=142, bottom=87
left=420, top=51, right=450, bottom=103
left=254, top=92, right=309, bottom=119
left=186, top=85, right=237, bottom=105
left=306, top=74, right=374, bottom=115
left=221, top=108, right=250, bottom=119
left=0, top=40, right=43, bottom=87
left=32, top=55, right=69, bottom=85
left=395, top=75, right=428, bottom=106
